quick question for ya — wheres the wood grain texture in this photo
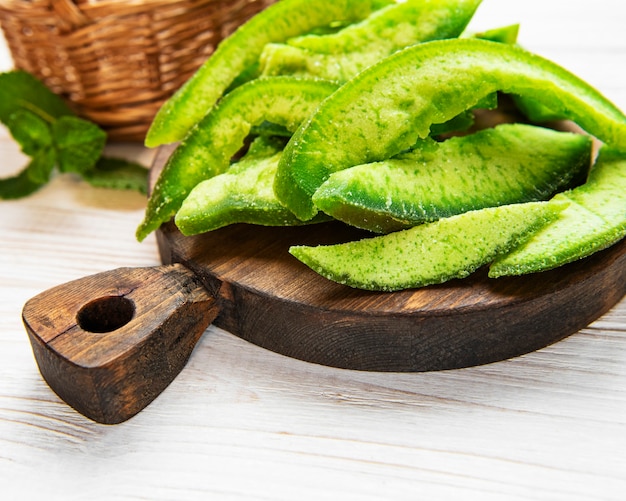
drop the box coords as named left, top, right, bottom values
left=2, top=2, right=626, bottom=500
left=157, top=217, right=626, bottom=372
left=22, top=265, right=218, bottom=423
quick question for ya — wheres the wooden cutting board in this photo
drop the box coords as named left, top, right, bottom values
left=22, top=144, right=626, bottom=424
left=151, top=143, right=626, bottom=370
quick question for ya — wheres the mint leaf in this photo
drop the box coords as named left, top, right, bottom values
left=83, top=157, right=149, bottom=195
left=0, top=162, right=47, bottom=200
left=25, top=147, right=57, bottom=184
left=5, top=109, right=52, bottom=156
left=0, top=70, right=73, bottom=124
left=52, top=116, right=107, bottom=174
left=1, top=69, right=149, bottom=201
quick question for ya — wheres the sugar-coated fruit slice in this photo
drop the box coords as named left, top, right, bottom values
left=312, top=124, right=592, bottom=233
left=175, top=137, right=328, bottom=235
left=290, top=201, right=565, bottom=291
left=489, top=147, right=626, bottom=277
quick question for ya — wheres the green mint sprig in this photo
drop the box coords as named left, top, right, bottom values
left=0, top=70, right=148, bottom=199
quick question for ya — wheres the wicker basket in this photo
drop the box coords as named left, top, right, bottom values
left=0, top=0, right=277, bottom=141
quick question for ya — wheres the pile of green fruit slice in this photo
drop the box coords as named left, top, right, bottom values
left=137, top=0, right=626, bottom=292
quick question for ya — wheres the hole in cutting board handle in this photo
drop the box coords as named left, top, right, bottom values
left=77, top=296, right=136, bottom=333
left=22, top=264, right=220, bottom=424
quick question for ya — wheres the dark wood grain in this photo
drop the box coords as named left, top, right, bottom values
left=153, top=144, right=626, bottom=372
left=22, top=265, right=218, bottom=424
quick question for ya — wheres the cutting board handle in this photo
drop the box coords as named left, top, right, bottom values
left=22, top=264, right=219, bottom=424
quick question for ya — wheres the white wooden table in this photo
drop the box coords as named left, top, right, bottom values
left=1, top=2, right=625, bottom=499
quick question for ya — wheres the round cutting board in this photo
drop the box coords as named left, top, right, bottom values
left=152, top=145, right=626, bottom=373
left=21, top=142, right=626, bottom=424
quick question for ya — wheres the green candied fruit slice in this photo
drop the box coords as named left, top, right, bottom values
left=312, top=124, right=592, bottom=233
left=470, top=23, right=560, bottom=123
left=512, top=95, right=564, bottom=123
left=274, top=38, right=626, bottom=221
left=468, top=23, right=519, bottom=44
left=489, top=147, right=626, bottom=277
left=145, top=0, right=392, bottom=147
left=290, top=200, right=565, bottom=291
left=175, top=137, right=327, bottom=235
left=260, top=0, right=482, bottom=82
left=137, top=77, right=338, bottom=241
left=567, top=148, right=626, bottom=225
left=287, top=0, right=481, bottom=53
